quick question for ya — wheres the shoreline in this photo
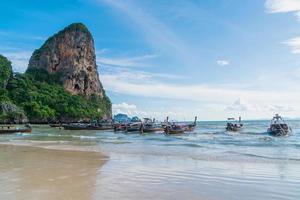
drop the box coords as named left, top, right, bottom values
left=0, top=140, right=106, bottom=154
left=1, top=137, right=299, bottom=164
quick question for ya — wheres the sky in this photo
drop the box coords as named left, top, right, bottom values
left=1, top=0, right=300, bottom=121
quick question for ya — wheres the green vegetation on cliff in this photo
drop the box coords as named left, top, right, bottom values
left=0, top=55, right=12, bottom=91
left=0, top=55, right=111, bottom=123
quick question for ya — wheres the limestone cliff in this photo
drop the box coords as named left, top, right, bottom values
left=28, top=23, right=104, bottom=97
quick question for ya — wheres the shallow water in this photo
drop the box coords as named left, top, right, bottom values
left=1, top=120, right=300, bottom=200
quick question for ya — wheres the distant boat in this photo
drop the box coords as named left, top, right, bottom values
left=63, top=124, right=113, bottom=130
left=267, top=114, right=291, bottom=136
left=126, top=122, right=142, bottom=132
left=164, top=116, right=197, bottom=135
left=140, top=118, right=164, bottom=133
left=226, top=117, right=243, bottom=132
left=164, top=124, right=186, bottom=135
left=49, top=123, right=62, bottom=128
left=113, top=113, right=131, bottom=132
left=0, top=124, right=32, bottom=134
left=63, top=120, right=113, bottom=130
left=183, top=116, right=197, bottom=132
left=113, top=123, right=127, bottom=131
left=125, top=117, right=142, bottom=132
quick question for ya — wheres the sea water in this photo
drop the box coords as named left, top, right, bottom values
left=0, top=120, right=300, bottom=200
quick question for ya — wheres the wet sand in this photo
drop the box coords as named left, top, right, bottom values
left=0, top=144, right=107, bottom=200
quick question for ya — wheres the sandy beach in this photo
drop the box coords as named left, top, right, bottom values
left=0, top=144, right=107, bottom=200
left=0, top=123, right=300, bottom=200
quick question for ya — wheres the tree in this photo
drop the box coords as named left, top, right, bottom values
left=0, top=55, right=12, bottom=89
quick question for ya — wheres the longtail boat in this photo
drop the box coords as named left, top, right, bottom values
left=0, top=125, right=32, bottom=134
left=126, top=122, right=142, bottom=132
left=113, top=123, right=127, bottom=131
left=164, top=124, right=186, bottom=135
left=124, top=116, right=142, bottom=132
left=163, top=116, right=197, bottom=135
left=183, top=116, right=197, bottom=132
left=49, top=124, right=62, bottom=128
left=226, top=117, right=243, bottom=132
left=267, top=114, right=291, bottom=136
left=140, top=118, right=164, bottom=133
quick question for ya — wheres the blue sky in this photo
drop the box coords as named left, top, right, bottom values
left=1, top=0, right=300, bottom=120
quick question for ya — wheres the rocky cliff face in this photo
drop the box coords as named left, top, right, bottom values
left=28, top=23, right=104, bottom=97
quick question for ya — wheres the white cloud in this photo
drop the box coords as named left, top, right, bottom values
left=284, top=37, right=300, bottom=54
left=112, top=102, right=138, bottom=115
left=97, top=0, right=199, bottom=67
left=216, top=59, right=230, bottom=66
left=101, top=65, right=186, bottom=82
left=0, top=51, right=31, bottom=72
left=265, top=0, right=300, bottom=13
left=296, top=11, right=300, bottom=20
left=267, top=104, right=295, bottom=112
left=102, top=70, right=300, bottom=108
left=97, top=54, right=157, bottom=68
left=266, top=1, right=300, bottom=54
left=104, top=72, right=300, bottom=119
left=225, top=98, right=295, bottom=113
left=225, top=98, right=259, bottom=112
left=112, top=102, right=193, bottom=120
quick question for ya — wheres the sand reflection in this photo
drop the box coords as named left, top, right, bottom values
left=0, top=144, right=106, bottom=200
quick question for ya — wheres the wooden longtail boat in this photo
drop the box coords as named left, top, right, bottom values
left=0, top=125, right=32, bottom=134
left=164, top=116, right=197, bottom=135
left=183, top=116, right=197, bottom=132
left=140, top=118, right=164, bottom=133
left=164, top=124, right=186, bottom=135
left=126, top=122, right=142, bottom=132
left=123, top=117, right=142, bottom=132
left=113, top=123, right=127, bottom=131
left=141, top=126, right=164, bottom=133
left=49, top=124, right=62, bottom=128
left=226, top=117, right=243, bottom=132
left=267, top=114, right=291, bottom=136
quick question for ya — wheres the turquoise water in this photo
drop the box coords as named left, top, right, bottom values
left=1, top=120, right=300, bottom=200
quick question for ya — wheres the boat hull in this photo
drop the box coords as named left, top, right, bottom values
left=126, top=128, right=141, bottom=132
left=164, top=126, right=185, bottom=135
left=113, top=124, right=127, bottom=131
left=125, top=123, right=142, bottom=132
left=0, top=128, right=31, bottom=134
left=164, top=129, right=185, bottom=135
left=63, top=125, right=113, bottom=130
left=142, top=127, right=164, bottom=133
left=49, top=124, right=62, bottom=128
left=267, top=123, right=291, bottom=136
left=184, top=125, right=196, bottom=132
left=267, top=129, right=290, bottom=136
left=226, top=127, right=242, bottom=132
left=267, top=115, right=291, bottom=137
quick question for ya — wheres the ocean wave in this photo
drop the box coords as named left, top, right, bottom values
left=72, top=135, right=98, bottom=139
left=225, top=150, right=300, bottom=161
left=0, top=140, right=103, bottom=153
left=162, top=143, right=205, bottom=148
